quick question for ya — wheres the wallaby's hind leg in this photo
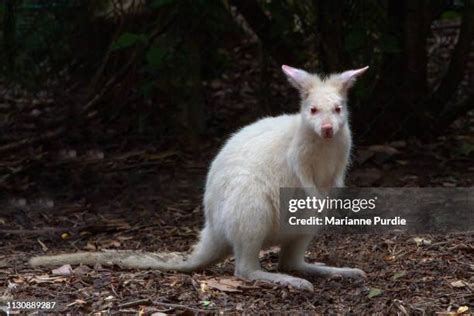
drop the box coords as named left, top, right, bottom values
left=219, top=186, right=313, bottom=291
left=279, top=235, right=366, bottom=279
left=233, top=238, right=314, bottom=292
left=178, top=225, right=231, bottom=272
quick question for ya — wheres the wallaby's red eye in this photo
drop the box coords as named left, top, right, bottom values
left=335, top=106, right=342, bottom=114
left=310, top=106, right=318, bottom=114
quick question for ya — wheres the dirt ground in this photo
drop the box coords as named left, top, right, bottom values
left=1, top=122, right=473, bottom=314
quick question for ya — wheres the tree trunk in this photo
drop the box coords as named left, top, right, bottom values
left=427, top=0, right=474, bottom=113
left=229, top=0, right=301, bottom=66
left=3, top=0, right=16, bottom=77
left=404, top=1, right=432, bottom=105
left=314, top=0, right=349, bottom=72
left=356, top=0, right=435, bottom=141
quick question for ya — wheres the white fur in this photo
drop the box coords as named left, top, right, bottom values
left=30, top=65, right=369, bottom=292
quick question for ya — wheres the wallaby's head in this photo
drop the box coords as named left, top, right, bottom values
left=282, top=65, right=368, bottom=140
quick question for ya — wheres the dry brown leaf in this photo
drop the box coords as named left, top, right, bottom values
left=457, top=306, right=469, bottom=314
left=413, top=237, right=432, bottom=246
left=67, top=299, right=88, bottom=307
left=37, top=239, right=48, bottom=252
left=203, top=277, right=244, bottom=293
left=0, top=259, right=8, bottom=268
left=31, top=274, right=68, bottom=284
left=259, top=246, right=280, bottom=257
left=52, top=264, right=73, bottom=276
left=101, top=240, right=121, bottom=248
left=84, top=242, right=97, bottom=251
left=368, top=144, right=399, bottom=155
left=450, top=280, right=466, bottom=288
left=73, top=265, right=92, bottom=275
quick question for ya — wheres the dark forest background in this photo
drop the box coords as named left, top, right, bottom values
left=1, top=0, right=473, bottom=149
left=0, top=0, right=473, bottom=198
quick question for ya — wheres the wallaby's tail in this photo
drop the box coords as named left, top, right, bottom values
left=29, top=226, right=229, bottom=272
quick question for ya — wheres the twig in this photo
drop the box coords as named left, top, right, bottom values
left=0, top=228, right=65, bottom=235
left=119, top=298, right=152, bottom=308
left=0, top=127, right=64, bottom=154
left=153, top=301, right=215, bottom=314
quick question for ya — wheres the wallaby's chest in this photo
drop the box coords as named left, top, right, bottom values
left=304, top=142, right=348, bottom=189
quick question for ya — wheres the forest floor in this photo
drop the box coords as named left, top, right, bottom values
left=0, top=119, right=473, bottom=314
left=0, top=37, right=474, bottom=314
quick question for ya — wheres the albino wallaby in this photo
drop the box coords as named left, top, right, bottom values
left=30, top=65, right=369, bottom=291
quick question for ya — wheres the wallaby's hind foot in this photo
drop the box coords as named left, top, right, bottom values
left=278, top=236, right=366, bottom=280
left=237, top=270, right=314, bottom=292
left=289, top=263, right=367, bottom=279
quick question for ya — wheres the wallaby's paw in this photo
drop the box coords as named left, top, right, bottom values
left=277, top=276, right=314, bottom=292
left=350, top=268, right=367, bottom=279
left=332, top=267, right=366, bottom=279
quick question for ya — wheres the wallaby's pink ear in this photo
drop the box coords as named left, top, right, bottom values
left=338, top=66, right=369, bottom=93
left=282, top=65, right=313, bottom=92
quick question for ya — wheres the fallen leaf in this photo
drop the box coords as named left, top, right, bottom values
left=203, top=277, right=244, bottom=293
left=37, top=239, right=48, bottom=252
left=200, top=282, right=209, bottom=292
left=368, top=145, right=399, bottom=155
left=367, top=288, right=383, bottom=298
left=52, top=264, right=73, bottom=276
left=31, top=275, right=68, bottom=284
left=100, top=240, right=121, bottom=248
left=384, top=255, right=396, bottom=262
left=390, top=140, right=406, bottom=148
left=83, top=242, right=97, bottom=251
left=351, top=169, right=382, bottom=186
left=368, top=145, right=399, bottom=163
left=259, top=246, right=280, bottom=257
left=146, top=150, right=178, bottom=161
left=392, top=271, right=406, bottom=280
left=457, top=306, right=469, bottom=314
left=67, top=299, right=87, bottom=307
left=450, top=280, right=466, bottom=288
left=413, top=237, right=432, bottom=246
left=442, top=182, right=456, bottom=187
left=73, top=265, right=92, bottom=275
left=355, top=149, right=374, bottom=165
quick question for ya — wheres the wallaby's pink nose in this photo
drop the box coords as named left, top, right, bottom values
left=321, top=124, right=333, bottom=139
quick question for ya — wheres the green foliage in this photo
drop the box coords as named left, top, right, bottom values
left=145, top=46, right=166, bottom=68
left=441, top=10, right=461, bottom=20
left=111, top=32, right=147, bottom=50
left=379, top=34, right=401, bottom=53
left=345, top=28, right=367, bottom=52
left=367, top=288, right=383, bottom=298
left=454, top=142, right=474, bottom=157
left=0, top=0, right=467, bottom=140
left=0, top=0, right=88, bottom=88
left=149, top=0, right=175, bottom=10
